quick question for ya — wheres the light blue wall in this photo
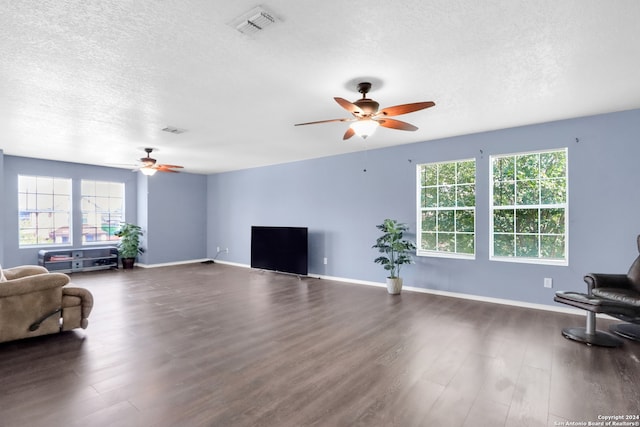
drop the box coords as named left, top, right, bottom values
left=0, top=150, right=5, bottom=265
left=207, top=109, right=640, bottom=306
left=136, top=172, right=149, bottom=264
left=142, top=171, right=207, bottom=265
left=1, top=156, right=138, bottom=267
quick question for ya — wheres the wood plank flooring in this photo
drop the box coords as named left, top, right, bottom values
left=1, top=263, right=639, bottom=426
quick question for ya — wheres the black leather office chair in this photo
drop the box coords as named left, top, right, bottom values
left=554, top=235, right=640, bottom=347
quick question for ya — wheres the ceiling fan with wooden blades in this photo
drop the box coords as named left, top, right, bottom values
left=294, top=82, right=435, bottom=140
left=136, top=148, right=184, bottom=176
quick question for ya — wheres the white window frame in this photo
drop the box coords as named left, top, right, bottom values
left=416, top=158, right=476, bottom=260
left=18, top=175, right=73, bottom=247
left=81, top=180, right=125, bottom=245
left=489, top=148, right=568, bottom=266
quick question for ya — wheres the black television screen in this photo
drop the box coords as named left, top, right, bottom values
left=251, top=226, right=308, bottom=275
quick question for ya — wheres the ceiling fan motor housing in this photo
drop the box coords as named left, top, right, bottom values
left=141, top=148, right=157, bottom=165
left=354, top=82, right=379, bottom=116
left=354, top=98, right=379, bottom=116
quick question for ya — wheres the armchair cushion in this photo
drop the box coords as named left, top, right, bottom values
left=592, top=288, right=640, bottom=307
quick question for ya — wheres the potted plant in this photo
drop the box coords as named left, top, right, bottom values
left=114, top=223, right=144, bottom=269
left=373, top=218, right=416, bottom=294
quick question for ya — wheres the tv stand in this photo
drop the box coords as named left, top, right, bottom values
left=38, top=246, right=118, bottom=273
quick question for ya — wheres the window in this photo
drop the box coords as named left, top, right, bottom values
left=18, top=175, right=72, bottom=247
left=417, top=159, right=476, bottom=258
left=490, top=148, right=568, bottom=265
left=81, top=180, right=125, bottom=244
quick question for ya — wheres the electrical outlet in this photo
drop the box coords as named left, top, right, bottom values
left=323, top=257, right=328, bottom=265
left=544, top=278, right=553, bottom=288
left=216, top=246, right=220, bottom=253
left=225, top=248, right=229, bottom=253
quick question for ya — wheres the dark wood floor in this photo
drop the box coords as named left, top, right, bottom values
left=1, top=263, right=639, bottom=427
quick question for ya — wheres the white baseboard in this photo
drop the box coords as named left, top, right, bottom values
left=136, top=258, right=211, bottom=268
left=138, top=259, right=251, bottom=269
left=207, top=259, right=250, bottom=268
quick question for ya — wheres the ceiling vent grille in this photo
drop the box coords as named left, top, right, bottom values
left=233, top=6, right=277, bottom=35
left=162, top=126, right=186, bottom=134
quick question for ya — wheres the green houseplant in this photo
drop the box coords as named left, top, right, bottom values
left=114, top=223, right=144, bottom=269
left=373, top=218, right=416, bottom=294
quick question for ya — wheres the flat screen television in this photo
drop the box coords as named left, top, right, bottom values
left=251, top=226, right=308, bottom=276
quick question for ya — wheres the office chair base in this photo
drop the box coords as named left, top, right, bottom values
left=561, top=327, right=623, bottom=347
left=610, top=323, right=640, bottom=342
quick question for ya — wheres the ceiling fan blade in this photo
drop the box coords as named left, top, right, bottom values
left=294, top=118, right=352, bottom=126
left=375, top=101, right=435, bottom=118
left=157, top=164, right=184, bottom=169
left=377, top=118, right=418, bottom=131
left=343, top=127, right=356, bottom=140
left=334, top=97, right=364, bottom=115
left=156, top=166, right=180, bottom=173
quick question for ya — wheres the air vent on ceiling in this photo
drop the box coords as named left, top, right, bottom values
left=233, top=6, right=277, bottom=35
left=162, top=126, right=186, bottom=134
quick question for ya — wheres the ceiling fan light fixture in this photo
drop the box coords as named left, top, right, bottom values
left=140, top=167, right=157, bottom=176
left=350, top=119, right=379, bottom=139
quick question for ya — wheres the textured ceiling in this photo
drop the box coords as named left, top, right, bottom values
left=1, top=1, right=639, bottom=174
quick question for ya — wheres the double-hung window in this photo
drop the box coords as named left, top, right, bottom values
left=417, top=159, right=476, bottom=258
left=81, top=180, right=125, bottom=244
left=18, top=175, right=72, bottom=247
left=490, top=148, right=568, bottom=265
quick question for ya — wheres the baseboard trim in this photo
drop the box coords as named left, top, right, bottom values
left=136, top=258, right=211, bottom=268
left=405, top=285, right=584, bottom=315
left=207, top=260, right=250, bottom=268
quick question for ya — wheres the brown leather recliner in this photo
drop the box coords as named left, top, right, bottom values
left=0, top=265, right=93, bottom=343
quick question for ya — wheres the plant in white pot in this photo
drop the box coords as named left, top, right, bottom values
left=373, top=218, right=416, bottom=294
left=114, top=223, right=144, bottom=269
